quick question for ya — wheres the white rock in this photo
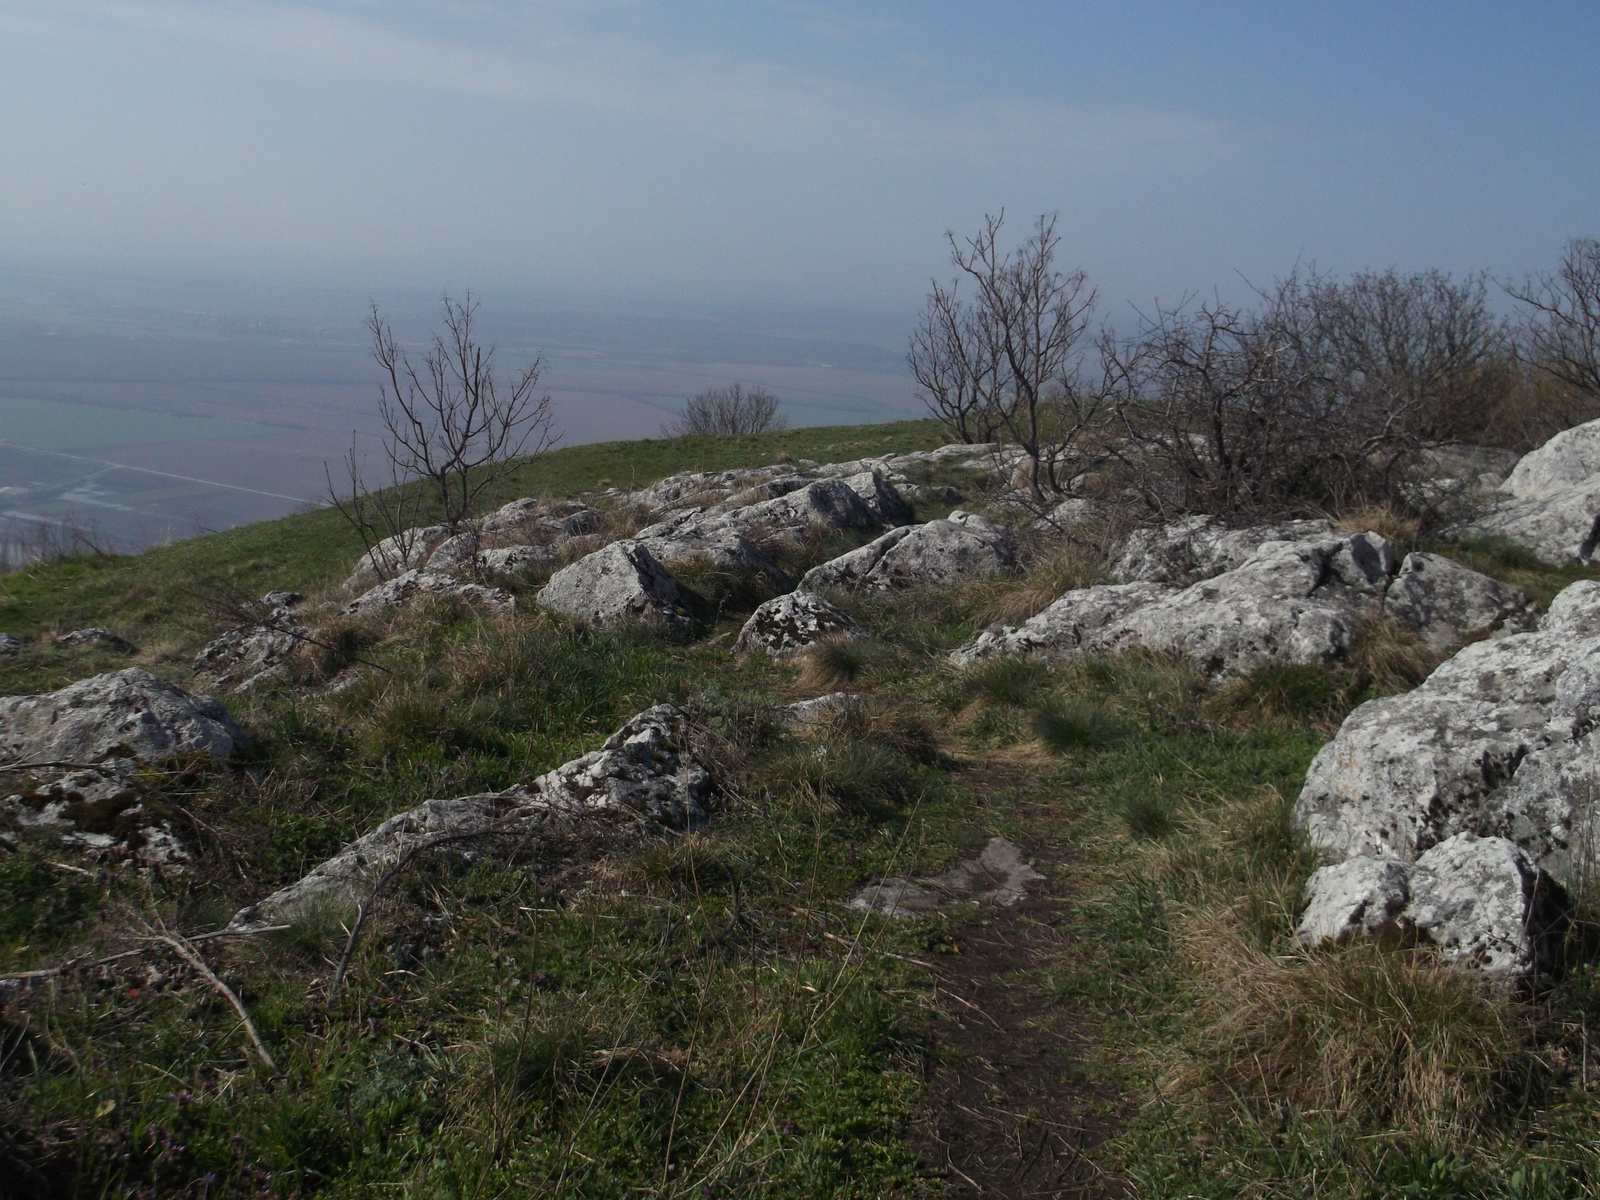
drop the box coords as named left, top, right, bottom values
left=344, top=525, right=450, bottom=591
left=1502, top=418, right=1600, bottom=501
left=1406, top=834, right=1566, bottom=976
left=801, top=511, right=1015, bottom=592
left=849, top=837, right=1044, bottom=916
left=734, top=591, right=865, bottom=659
left=228, top=705, right=710, bottom=927
left=1109, top=516, right=1335, bottom=586
left=343, top=569, right=514, bottom=616
left=1382, top=552, right=1539, bottom=645
left=56, top=628, right=138, bottom=653
left=536, top=541, right=693, bottom=633
left=950, top=582, right=1168, bottom=666
left=0, top=634, right=18, bottom=656
left=1296, top=856, right=1412, bottom=946
left=0, top=668, right=246, bottom=765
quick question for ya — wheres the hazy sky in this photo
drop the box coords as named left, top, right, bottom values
left=3, top=1, right=1597, bottom=312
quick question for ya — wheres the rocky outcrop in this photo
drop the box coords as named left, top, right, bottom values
left=344, top=526, right=450, bottom=591
left=0, top=669, right=246, bottom=765
left=1108, top=515, right=1336, bottom=587
left=1456, top=417, right=1600, bottom=564
left=734, top=591, right=865, bottom=659
left=1292, top=581, right=1600, bottom=877
left=1295, top=833, right=1567, bottom=976
left=802, top=511, right=1015, bottom=592
left=954, top=528, right=1397, bottom=678
left=1288, top=581, right=1600, bottom=973
left=344, top=569, right=514, bottom=616
left=631, top=514, right=787, bottom=588
left=227, top=705, right=711, bottom=928
left=193, top=593, right=308, bottom=692
left=2, top=758, right=190, bottom=870
left=954, top=520, right=1531, bottom=679
left=1381, top=552, right=1539, bottom=645
left=56, top=628, right=138, bottom=654
left=535, top=541, right=693, bottom=633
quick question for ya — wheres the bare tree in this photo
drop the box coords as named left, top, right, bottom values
left=329, top=293, right=559, bottom=572
left=913, top=213, right=1109, bottom=503
left=909, top=279, right=1001, bottom=444
left=662, top=383, right=788, bottom=437
left=1509, top=237, right=1600, bottom=401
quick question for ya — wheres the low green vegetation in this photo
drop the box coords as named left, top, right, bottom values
left=3, top=420, right=1600, bottom=1197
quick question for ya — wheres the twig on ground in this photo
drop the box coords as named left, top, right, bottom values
left=150, top=931, right=278, bottom=1073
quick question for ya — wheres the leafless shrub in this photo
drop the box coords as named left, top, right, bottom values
left=911, top=212, right=1115, bottom=505
left=1510, top=236, right=1600, bottom=403
left=662, top=383, right=788, bottom=438
left=0, top=514, right=118, bottom=574
left=328, top=292, right=559, bottom=574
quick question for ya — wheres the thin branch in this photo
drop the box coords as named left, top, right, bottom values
left=151, top=931, right=279, bottom=1072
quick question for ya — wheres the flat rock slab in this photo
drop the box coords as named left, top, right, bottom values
left=56, top=628, right=138, bottom=654
left=344, top=569, right=514, bottom=616
left=228, top=705, right=711, bottom=928
left=0, top=668, right=246, bottom=765
left=849, top=837, right=1044, bottom=917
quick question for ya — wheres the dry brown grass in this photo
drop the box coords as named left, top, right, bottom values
left=1334, top=504, right=1422, bottom=554
left=982, top=537, right=1111, bottom=626
left=1348, top=609, right=1442, bottom=696
left=1169, top=909, right=1517, bottom=1141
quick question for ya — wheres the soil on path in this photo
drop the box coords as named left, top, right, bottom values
left=909, top=833, right=1127, bottom=1199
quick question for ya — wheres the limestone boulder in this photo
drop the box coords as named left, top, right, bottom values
left=954, top=531, right=1399, bottom=678
left=801, top=511, right=1015, bottom=592
left=1109, top=516, right=1335, bottom=586
left=344, top=526, right=450, bottom=591
left=0, top=634, right=18, bottom=656
left=1382, top=552, right=1539, bottom=645
left=1454, top=418, right=1600, bottom=564
left=631, top=514, right=787, bottom=588
left=193, top=593, right=309, bottom=692
left=535, top=541, right=693, bottom=633
left=0, top=668, right=246, bottom=765
left=1503, top=418, right=1600, bottom=501
left=733, top=591, right=865, bottom=659
left=837, top=470, right=915, bottom=526
left=1293, top=582, right=1600, bottom=892
left=343, top=569, right=514, bottom=616
left=1295, top=834, right=1568, bottom=977
left=228, top=705, right=711, bottom=927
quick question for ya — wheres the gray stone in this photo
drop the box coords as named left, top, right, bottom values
left=343, top=569, right=514, bottom=616
left=344, top=525, right=450, bottom=591
left=1503, top=419, right=1600, bottom=501
left=0, top=634, right=19, bottom=656
left=780, top=692, right=864, bottom=730
left=56, top=628, right=138, bottom=654
left=735, top=478, right=879, bottom=536
left=535, top=541, right=693, bottom=633
left=849, top=837, right=1045, bottom=917
left=950, top=582, right=1168, bottom=666
left=1296, top=856, right=1413, bottom=947
left=1453, top=419, right=1600, bottom=564
left=1293, top=582, right=1600, bottom=894
left=0, top=668, right=246, bottom=765
left=837, top=470, right=915, bottom=526
left=193, top=614, right=304, bottom=693
left=1032, top=497, right=1106, bottom=533
left=228, top=705, right=710, bottom=928
left=632, top=514, right=787, bottom=588
left=801, top=511, right=1015, bottom=592
left=734, top=591, right=865, bottom=659
left=1406, top=834, right=1567, bottom=976
left=1382, top=552, right=1539, bottom=645
left=1108, top=516, right=1335, bottom=586
left=1, top=758, right=190, bottom=870
left=1295, top=835, right=1568, bottom=976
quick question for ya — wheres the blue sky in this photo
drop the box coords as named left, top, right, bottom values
left=1, top=1, right=1596, bottom=312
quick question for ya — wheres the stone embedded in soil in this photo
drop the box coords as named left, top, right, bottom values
left=733, top=591, right=865, bottom=659
left=0, top=634, right=19, bottom=656
left=56, top=628, right=138, bottom=654
left=344, top=568, right=515, bottom=616
left=228, top=705, right=712, bottom=929
left=1382, top=551, right=1539, bottom=645
left=0, top=668, right=247, bottom=766
left=849, top=837, right=1044, bottom=917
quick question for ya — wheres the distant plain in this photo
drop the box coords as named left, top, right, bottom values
left=0, top=271, right=918, bottom=554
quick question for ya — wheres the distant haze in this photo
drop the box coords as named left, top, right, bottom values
left=0, top=3, right=1596, bottom=548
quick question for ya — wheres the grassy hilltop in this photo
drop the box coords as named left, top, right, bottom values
left=3, top=419, right=1600, bottom=1198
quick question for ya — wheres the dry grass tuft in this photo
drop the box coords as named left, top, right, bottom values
left=1334, top=504, right=1422, bottom=554
left=1349, top=609, right=1442, bottom=697
left=795, top=635, right=874, bottom=690
left=983, top=538, right=1111, bottom=627
left=793, top=691, right=941, bottom=763
left=1172, top=909, right=1517, bottom=1141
